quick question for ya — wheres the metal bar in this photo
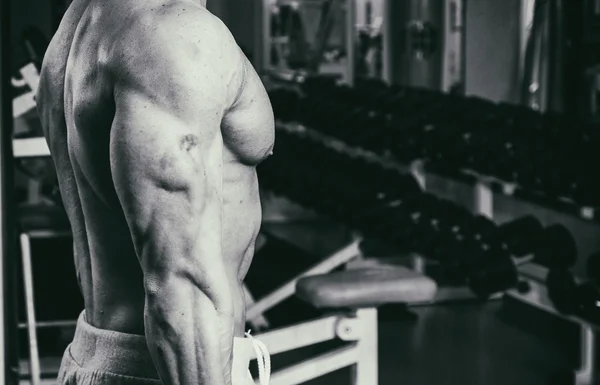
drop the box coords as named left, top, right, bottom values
left=12, top=138, right=50, bottom=158
left=575, top=325, right=596, bottom=385
left=19, top=64, right=40, bottom=92
left=255, top=314, right=340, bottom=355
left=309, top=0, right=341, bottom=72
left=26, top=230, right=72, bottom=240
left=0, top=13, right=6, bottom=385
left=1, top=0, right=20, bottom=382
left=351, top=308, right=378, bottom=385
left=518, top=262, right=548, bottom=282
left=519, top=0, right=537, bottom=94
left=262, top=0, right=272, bottom=71
left=243, top=284, right=270, bottom=331
left=345, top=0, right=355, bottom=86
left=381, top=0, right=392, bottom=83
left=19, top=234, right=41, bottom=385
left=12, top=65, right=38, bottom=119
left=268, top=344, right=358, bottom=385
left=507, top=279, right=600, bottom=332
left=12, top=93, right=36, bottom=119
left=246, top=239, right=360, bottom=319
left=474, top=182, right=493, bottom=219
left=17, top=320, right=77, bottom=329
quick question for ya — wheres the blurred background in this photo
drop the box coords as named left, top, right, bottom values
left=4, top=0, right=600, bottom=385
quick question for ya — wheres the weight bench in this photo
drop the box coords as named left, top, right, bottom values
left=253, top=265, right=437, bottom=385
left=245, top=237, right=364, bottom=331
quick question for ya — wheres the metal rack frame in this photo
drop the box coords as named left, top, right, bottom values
left=261, top=0, right=355, bottom=85
left=278, top=121, right=599, bottom=384
left=1, top=0, right=20, bottom=383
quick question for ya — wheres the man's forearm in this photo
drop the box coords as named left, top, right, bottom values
left=144, top=281, right=235, bottom=385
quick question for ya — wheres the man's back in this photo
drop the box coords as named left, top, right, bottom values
left=38, top=1, right=274, bottom=383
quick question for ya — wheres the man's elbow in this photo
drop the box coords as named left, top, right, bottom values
left=143, top=275, right=210, bottom=340
left=143, top=271, right=234, bottom=321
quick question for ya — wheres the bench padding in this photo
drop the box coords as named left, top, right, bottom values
left=296, top=267, right=437, bottom=309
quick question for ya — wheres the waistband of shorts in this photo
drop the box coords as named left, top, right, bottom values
left=69, top=311, right=159, bottom=379
left=69, top=311, right=258, bottom=379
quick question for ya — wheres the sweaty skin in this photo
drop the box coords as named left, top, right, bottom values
left=36, top=0, right=274, bottom=384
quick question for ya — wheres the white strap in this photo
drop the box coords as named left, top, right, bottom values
left=245, top=330, right=271, bottom=385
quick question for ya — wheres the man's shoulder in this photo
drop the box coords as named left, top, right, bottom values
left=113, top=4, right=240, bottom=75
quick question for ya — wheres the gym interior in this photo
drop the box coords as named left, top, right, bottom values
left=1, top=0, right=600, bottom=384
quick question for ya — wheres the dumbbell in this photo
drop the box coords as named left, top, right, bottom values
left=339, top=174, right=423, bottom=230
left=266, top=135, right=423, bottom=221
left=268, top=88, right=301, bottom=122
left=430, top=214, right=517, bottom=271
left=348, top=112, right=391, bottom=152
left=587, top=252, right=600, bottom=285
left=534, top=224, right=578, bottom=268
left=468, top=251, right=518, bottom=298
left=431, top=227, right=517, bottom=298
left=383, top=198, right=510, bottom=292
left=547, top=268, right=600, bottom=323
left=378, top=87, right=413, bottom=115
left=353, top=78, right=394, bottom=107
left=352, top=202, right=414, bottom=244
left=412, top=198, right=472, bottom=251
left=343, top=172, right=422, bottom=217
left=300, top=97, right=349, bottom=136
left=428, top=214, right=556, bottom=297
left=263, top=141, right=516, bottom=298
left=546, top=268, right=580, bottom=316
left=575, top=281, right=600, bottom=324
left=351, top=193, right=434, bottom=246
left=309, top=86, right=557, bottom=199
left=432, top=215, right=518, bottom=297
left=480, top=216, right=577, bottom=269
left=394, top=195, right=449, bottom=250
left=301, top=75, right=338, bottom=97
left=493, top=216, right=543, bottom=257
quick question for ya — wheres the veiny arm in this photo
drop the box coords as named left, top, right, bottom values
left=108, top=9, right=243, bottom=385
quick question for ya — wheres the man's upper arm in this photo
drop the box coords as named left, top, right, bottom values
left=109, top=10, right=240, bottom=300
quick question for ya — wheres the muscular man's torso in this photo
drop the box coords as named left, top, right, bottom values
left=37, top=0, right=274, bottom=336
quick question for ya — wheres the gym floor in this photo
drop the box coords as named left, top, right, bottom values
left=20, top=220, right=582, bottom=385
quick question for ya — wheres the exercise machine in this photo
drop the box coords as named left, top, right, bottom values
left=261, top=0, right=356, bottom=85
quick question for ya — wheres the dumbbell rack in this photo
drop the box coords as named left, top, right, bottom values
left=274, top=121, right=599, bottom=384
left=270, top=122, right=495, bottom=303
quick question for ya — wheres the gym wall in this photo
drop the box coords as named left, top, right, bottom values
left=464, top=0, right=522, bottom=103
